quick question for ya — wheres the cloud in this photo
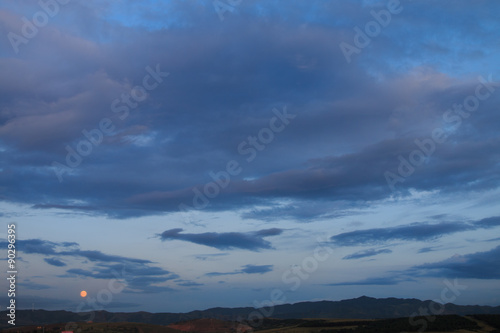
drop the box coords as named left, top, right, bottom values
left=330, top=217, right=500, bottom=246
left=123, top=285, right=176, bottom=294
left=66, top=263, right=179, bottom=294
left=194, top=253, right=229, bottom=261
left=59, top=249, right=150, bottom=264
left=418, top=247, right=439, bottom=253
left=331, top=222, right=472, bottom=246
left=240, top=264, right=273, bottom=274
left=0, top=238, right=180, bottom=294
left=0, top=0, right=498, bottom=222
left=12, top=239, right=65, bottom=255
left=44, top=257, right=66, bottom=267
left=331, top=245, right=500, bottom=285
left=176, top=281, right=204, bottom=287
left=416, top=245, right=500, bottom=279
left=326, top=277, right=403, bottom=286
left=204, top=271, right=239, bottom=277
left=0, top=238, right=153, bottom=265
left=343, top=248, right=392, bottom=260
left=158, top=228, right=283, bottom=251
left=205, top=264, right=274, bottom=277
left=241, top=201, right=358, bottom=222
left=473, top=216, right=500, bottom=229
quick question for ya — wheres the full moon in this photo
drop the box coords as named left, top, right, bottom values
left=80, top=290, right=87, bottom=298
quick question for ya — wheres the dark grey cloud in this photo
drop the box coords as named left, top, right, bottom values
left=474, top=216, right=500, bottom=229
left=0, top=238, right=180, bottom=294
left=205, top=264, right=273, bottom=277
left=241, top=264, right=273, bottom=274
left=59, top=249, right=150, bottom=264
left=125, top=275, right=179, bottom=294
left=242, top=201, right=360, bottom=222
left=330, top=217, right=500, bottom=247
left=418, top=247, right=439, bottom=254
left=326, top=277, right=402, bottom=286
left=96, top=263, right=173, bottom=277
left=0, top=0, right=498, bottom=221
left=123, top=285, right=176, bottom=294
left=44, top=257, right=66, bottom=267
left=158, top=228, right=283, bottom=251
left=416, top=245, right=500, bottom=279
left=0, top=238, right=152, bottom=264
left=14, top=239, right=65, bottom=255
left=343, top=248, right=392, bottom=260
left=204, top=271, right=239, bottom=277
left=66, top=268, right=104, bottom=278
left=61, top=241, right=79, bottom=247
left=417, top=245, right=464, bottom=253
left=331, top=222, right=472, bottom=246
left=194, top=253, right=229, bottom=261
left=331, top=245, right=500, bottom=285
left=66, top=263, right=179, bottom=294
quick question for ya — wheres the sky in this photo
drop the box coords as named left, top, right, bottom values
left=0, top=0, right=500, bottom=314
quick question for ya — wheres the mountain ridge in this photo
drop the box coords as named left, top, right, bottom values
left=2, top=296, right=500, bottom=329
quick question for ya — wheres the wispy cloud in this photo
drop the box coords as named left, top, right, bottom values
left=0, top=238, right=180, bottom=294
left=44, top=257, right=67, bottom=267
left=326, top=277, right=403, bottom=286
left=418, top=247, right=439, bottom=253
left=330, top=217, right=500, bottom=247
left=0, top=239, right=151, bottom=264
left=194, top=253, right=229, bottom=261
left=205, top=264, right=273, bottom=277
left=343, top=248, right=392, bottom=260
left=330, top=245, right=500, bottom=285
left=158, top=228, right=283, bottom=251
left=415, top=245, right=500, bottom=279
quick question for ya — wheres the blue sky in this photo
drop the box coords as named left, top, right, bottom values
left=0, top=0, right=500, bottom=313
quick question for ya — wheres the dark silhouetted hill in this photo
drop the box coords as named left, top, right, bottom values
left=2, top=296, right=499, bottom=329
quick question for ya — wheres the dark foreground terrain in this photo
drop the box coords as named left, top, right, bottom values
left=3, top=297, right=500, bottom=332
left=2, top=315, right=500, bottom=333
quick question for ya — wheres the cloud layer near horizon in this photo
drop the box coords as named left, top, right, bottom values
left=0, top=238, right=188, bottom=293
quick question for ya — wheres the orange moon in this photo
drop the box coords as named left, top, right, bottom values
left=80, top=290, right=87, bottom=297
